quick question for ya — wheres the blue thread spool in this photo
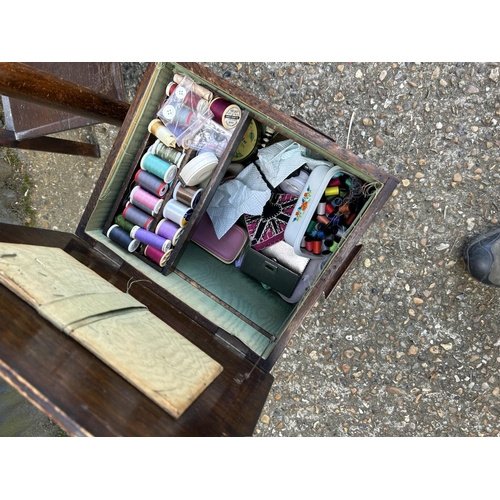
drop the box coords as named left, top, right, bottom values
left=134, top=169, right=169, bottom=197
left=140, top=152, right=177, bottom=183
left=107, top=224, right=140, bottom=252
left=122, top=203, right=155, bottom=230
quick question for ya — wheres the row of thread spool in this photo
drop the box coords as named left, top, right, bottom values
left=106, top=73, right=243, bottom=269
left=106, top=139, right=203, bottom=268
left=300, top=173, right=368, bottom=257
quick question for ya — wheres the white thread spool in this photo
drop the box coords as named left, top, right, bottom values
left=162, top=199, right=193, bottom=227
left=148, top=119, right=177, bottom=147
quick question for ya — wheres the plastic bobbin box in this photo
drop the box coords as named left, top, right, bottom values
left=284, top=164, right=343, bottom=259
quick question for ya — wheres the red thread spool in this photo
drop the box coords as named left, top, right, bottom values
left=312, top=239, right=322, bottom=255
left=325, top=203, right=335, bottom=215
left=305, top=236, right=314, bottom=252
left=328, top=178, right=342, bottom=187
left=166, top=82, right=178, bottom=96
left=316, top=214, right=330, bottom=225
left=209, top=97, right=241, bottom=129
left=345, top=212, right=356, bottom=226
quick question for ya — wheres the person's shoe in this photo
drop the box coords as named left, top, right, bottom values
left=463, top=227, right=500, bottom=287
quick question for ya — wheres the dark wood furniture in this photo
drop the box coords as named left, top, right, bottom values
left=0, top=62, right=399, bottom=436
left=0, top=62, right=129, bottom=158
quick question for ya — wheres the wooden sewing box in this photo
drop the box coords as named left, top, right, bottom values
left=0, top=62, right=399, bottom=436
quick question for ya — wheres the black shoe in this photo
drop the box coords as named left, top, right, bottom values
left=463, top=227, right=500, bottom=287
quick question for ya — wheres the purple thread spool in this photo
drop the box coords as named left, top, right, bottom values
left=122, top=203, right=154, bottom=230
left=155, top=219, right=184, bottom=246
left=134, top=169, right=168, bottom=197
left=130, top=226, right=171, bottom=252
left=107, top=224, right=140, bottom=252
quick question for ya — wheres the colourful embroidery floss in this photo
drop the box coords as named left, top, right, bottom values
left=130, top=226, right=171, bottom=252
left=140, top=152, right=178, bottom=184
left=107, top=224, right=140, bottom=252
left=122, top=203, right=155, bottom=230
left=134, top=169, right=169, bottom=197
left=130, top=186, right=163, bottom=215
left=155, top=219, right=184, bottom=246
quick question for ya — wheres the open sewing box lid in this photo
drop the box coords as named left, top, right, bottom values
left=0, top=224, right=274, bottom=437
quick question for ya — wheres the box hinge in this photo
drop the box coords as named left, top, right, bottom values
left=214, top=329, right=248, bottom=359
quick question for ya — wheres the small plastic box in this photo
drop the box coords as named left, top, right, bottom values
left=284, top=164, right=343, bottom=259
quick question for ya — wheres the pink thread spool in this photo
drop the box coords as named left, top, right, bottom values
left=144, top=245, right=172, bottom=267
left=130, top=186, right=163, bottom=215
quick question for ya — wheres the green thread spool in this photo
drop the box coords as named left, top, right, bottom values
left=115, top=214, right=135, bottom=234
left=140, top=152, right=177, bottom=183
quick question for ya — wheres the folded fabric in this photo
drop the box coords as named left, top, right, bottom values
left=257, top=139, right=335, bottom=188
left=207, top=163, right=271, bottom=239
left=244, top=192, right=298, bottom=251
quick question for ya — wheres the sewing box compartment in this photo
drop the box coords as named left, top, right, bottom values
left=0, top=62, right=398, bottom=436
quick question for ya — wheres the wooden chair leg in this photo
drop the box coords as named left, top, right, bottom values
left=0, top=130, right=100, bottom=158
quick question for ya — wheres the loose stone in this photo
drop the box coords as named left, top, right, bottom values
left=453, top=173, right=463, bottom=182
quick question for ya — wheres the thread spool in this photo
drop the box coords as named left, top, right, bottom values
left=325, top=203, right=335, bottom=215
left=140, top=152, right=177, bottom=184
left=130, top=226, right=171, bottom=252
left=164, top=104, right=194, bottom=128
left=144, top=245, right=172, bottom=267
left=173, top=182, right=203, bottom=209
left=163, top=199, right=193, bottom=227
left=345, top=212, right=357, bottom=226
left=156, top=219, right=184, bottom=246
left=316, top=214, right=330, bottom=225
left=305, top=236, right=314, bottom=252
left=209, top=97, right=241, bottom=129
left=130, top=186, right=163, bottom=215
left=166, top=82, right=177, bottom=96
left=328, top=178, right=342, bottom=187
left=173, top=74, right=213, bottom=101
left=122, top=203, right=155, bottom=230
left=134, top=169, right=169, bottom=197
left=317, top=199, right=327, bottom=216
left=150, top=140, right=185, bottom=165
left=115, top=214, right=135, bottom=234
left=173, top=85, right=209, bottom=113
left=148, top=118, right=177, bottom=147
left=312, top=239, right=322, bottom=255
left=107, top=224, right=140, bottom=252
left=325, top=186, right=340, bottom=197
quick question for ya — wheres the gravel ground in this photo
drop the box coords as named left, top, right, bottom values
left=1, top=62, right=500, bottom=437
